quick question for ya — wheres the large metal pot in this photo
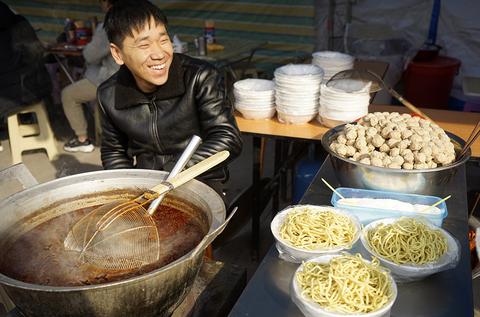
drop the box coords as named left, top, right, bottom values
left=322, top=125, right=471, bottom=195
left=0, top=166, right=225, bottom=317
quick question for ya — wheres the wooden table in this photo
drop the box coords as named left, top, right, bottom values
left=235, top=105, right=480, bottom=157
left=229, top=157, right=473, bottom=317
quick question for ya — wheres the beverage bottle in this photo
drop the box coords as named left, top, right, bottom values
left=196, top=36, right=207, bottom=56
left=204, top=20, right=215, bottom=44
left=64, top=18, right=76, bottom=44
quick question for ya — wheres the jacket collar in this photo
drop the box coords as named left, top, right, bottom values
left=114, top=54, right=185, bottom=109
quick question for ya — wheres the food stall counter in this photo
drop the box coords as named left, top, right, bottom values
left=228, top=157, right=473, bottom=317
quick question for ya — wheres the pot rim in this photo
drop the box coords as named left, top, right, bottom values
left=0, top=249, right=199, bottom=292
left=321, top=124, right=471, bottom=173
left=0, top=168, right=225, bottom=292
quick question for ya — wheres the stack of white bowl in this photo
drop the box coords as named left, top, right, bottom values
left=234, top=79, right=276, bottom=120
left=318, top=79, right=371, bottom=128
left=274, top=64, right=323, bottom=124
left=311, top=51, right=355, bottom=83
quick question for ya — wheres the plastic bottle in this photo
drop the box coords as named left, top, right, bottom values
left=64, top=18, right=76, bottom=44
left=204, top=20, right=215, bottom=44
left=196, top=36, right=207, bottom=56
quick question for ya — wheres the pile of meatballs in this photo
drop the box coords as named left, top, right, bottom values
left=329, top=112, right=456, bottom=169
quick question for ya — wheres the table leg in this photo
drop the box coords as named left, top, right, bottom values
left=251, top=136, right=262, bottom=260
left=52, top=53, right=75, bottom=84
left=280, top=140, right=290, bottom=201
left=272, top=139, right=282, bottom=219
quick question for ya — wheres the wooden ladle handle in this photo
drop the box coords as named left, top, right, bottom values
left=365, top=70, right=435, bottom=124
left=150, top=150, right=230, bottom=195
left=389, top=89, right=435, bottom=123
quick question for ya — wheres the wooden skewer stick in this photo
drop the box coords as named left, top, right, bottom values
left=419, top=195, right=451, bottom=213
left=458, top=119, right=480, bottom=160
left=321, top=178, right=345, bottom=199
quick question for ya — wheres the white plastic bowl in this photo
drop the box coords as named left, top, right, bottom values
left=235, top=103, right=275, bottom=111
left=277, top=105, right=319, bottom=116
left=311, top=51, right=355, bottom=82
left=312, top=50, right=355, bottom=63
left=291, top=253, right=397, bottom=317
left=318, top=82, right=370, bottom=124
left=234, top=95, right=275, bottom=105
left=277, top=111, right=317, bottom=124
left=317, top=114, right=349, bottom=128
left=275, top=64, right=324, bottom=78
left=277, top=102, right=318, bottom=109
left=275, top=88, right=320, bottom=98
left=360, top=217, right=460, bottom=283
left=319, top=102, right=368, bottom=115
left=320, top=96, right=371, bottom=108
left=270, top=205, right=361, bottom=262
left=234, top=78, right=275, bottom=92
left=318, top=110, right=366, bottom=124
left=235, top=97, right=275, bottom=107
left=234, top=90, right=275, bottom=99
left=236, top=106, right=276, bottom=120
left=275, top=77, right=323, bottom=86
left=326, top=79, right=371, bottom=94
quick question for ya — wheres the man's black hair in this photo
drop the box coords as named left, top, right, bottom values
left=104, top=0, right=168, bottom=47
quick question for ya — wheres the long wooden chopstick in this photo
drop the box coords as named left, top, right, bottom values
left=459, top=119, right=480, bottom=159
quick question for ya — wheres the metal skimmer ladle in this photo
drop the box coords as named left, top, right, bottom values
left=64, top=150, right=229, bottom=270
left=147, top=135, right=201, bottom=215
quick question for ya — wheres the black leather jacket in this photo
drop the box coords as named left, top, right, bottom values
left=97, top=53, right=243, bottom=181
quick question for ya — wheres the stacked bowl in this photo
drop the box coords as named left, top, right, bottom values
left=274, top=64, right=324, bottom=124
left=234, top=79, right=276, bottom=120
left=318, top=79, right=371, bottom=128
left=311, top=51, right=355, bottom=83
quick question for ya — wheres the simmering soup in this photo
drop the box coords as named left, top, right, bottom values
left=0, top=202, right=205, bottom=286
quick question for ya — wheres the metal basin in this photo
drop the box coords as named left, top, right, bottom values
left=321, top=124, right=471, bottom=195
left=0, top=168, right=225, bottom=317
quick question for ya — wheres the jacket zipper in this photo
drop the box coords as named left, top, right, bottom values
left=149, top=97, right=163, bottom=152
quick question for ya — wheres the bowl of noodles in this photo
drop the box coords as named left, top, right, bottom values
left=291, top=253, right=397, bottom=317
left=360, top=217, right=460, bottom=283
left=271, top=205, right=361, bottom=262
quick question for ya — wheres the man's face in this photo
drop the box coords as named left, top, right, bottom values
left=110, top=18, right=173, bottom=93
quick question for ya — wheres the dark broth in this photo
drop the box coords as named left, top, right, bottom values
left=0, top=204, right=205, bottom=286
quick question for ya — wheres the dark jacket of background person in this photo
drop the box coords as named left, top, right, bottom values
left=0, top=2, right=51, bottom=118
left=98, top=53, right=243, bottom=181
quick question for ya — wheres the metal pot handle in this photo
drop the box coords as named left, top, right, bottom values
left=0, top=163, right=38, bottom=190
left=189, top=207, right=238, bottom=259
left=0, top=164, right=34, bottom=316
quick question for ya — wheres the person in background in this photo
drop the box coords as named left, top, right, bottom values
left=99, top=0, right=242, bottom=192
left=0, top=2, right=52, bottom=128
left=61, top=0, right=119, bottom=153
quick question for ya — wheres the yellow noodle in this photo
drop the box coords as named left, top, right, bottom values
left=366, top=218, right=447, bottom=265
left=296, top=254, right=393, bottom=314
left=279, top=207, right=356, bottom=250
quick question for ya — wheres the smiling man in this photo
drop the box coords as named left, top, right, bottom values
left=98, top=0, right=242, bottom=189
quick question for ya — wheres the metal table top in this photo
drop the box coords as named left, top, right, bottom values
left=229, top=156, right=473, bottom=317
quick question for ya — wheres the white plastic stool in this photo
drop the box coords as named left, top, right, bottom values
left=0, top=285, right=14, bottom=313
left=7, top=101, right=59, bottom=164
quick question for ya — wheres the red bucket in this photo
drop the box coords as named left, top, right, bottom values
left=404, top=55, right=461, bottom=109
